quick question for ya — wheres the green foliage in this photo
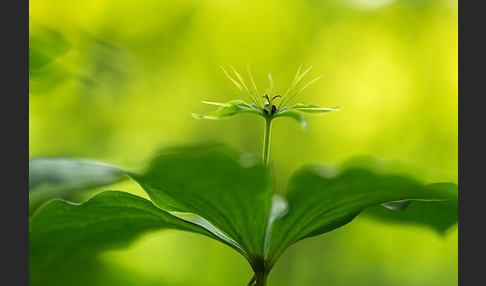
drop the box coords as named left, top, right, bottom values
left=128, top=145, right=274, bottom=264
left=29, top=64, right=458, bottom=285
left=29, top=145, right=457, bottom=284
left=337, top=155, right=458, bottom=234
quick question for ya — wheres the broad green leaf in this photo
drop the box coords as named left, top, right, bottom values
left=264, top=194, right=289, bottom=257
left=362, top=183, right=458, bottom=234
left=338, top=155, right=458, bottom=234
left=29, top=157, right=126, bottom=192
left=128, top=145, right=274, bottom=266
left=266, top=164, right=457, bottom=267
left=192, top=100, right=262, bottom=120
left=29, top=157, right=127, bottom=214
left=381, top=200, right=411, bottom=212
left=29, top=191, right=227, bottom=270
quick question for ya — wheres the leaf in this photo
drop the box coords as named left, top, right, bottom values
left=273, top=104, right=340, bottom=128
left=338, top=155, right=458, bottom=234
left=381, top=200, right=411, bottom=212
left=29, top=157, right=128, bottom=214
left=264, top=194, right=289, bottom=256
left=287, top=103, right=341, bottom=114
left=29, top=146, right=458, bottom=277
left=128, top=144, right=274, bottom=266
left=29, top=157, right=126, bottom=192
left=362, top=183, right=458, bottom=235
left=274, top=109, right=309, bottom=129
left=192, top=100, right=263, bottom=120
left=266, top=163, right=457, bottom=267
left=29, top=191, right=225, bottom=270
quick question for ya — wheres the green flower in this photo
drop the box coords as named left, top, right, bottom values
left=192, top=65, right=340, bottom=129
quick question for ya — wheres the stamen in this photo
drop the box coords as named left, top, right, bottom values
left=272, top=95, right=281, bottom=100
left=262, top=94, right=270, bottom=104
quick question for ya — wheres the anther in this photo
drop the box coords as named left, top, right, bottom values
left=263, top=94, right=278, bottom=116
left=262, top=94, right=270, bottom=104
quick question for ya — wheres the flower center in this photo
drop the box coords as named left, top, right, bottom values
left=262, top=94, right=280, bottom=116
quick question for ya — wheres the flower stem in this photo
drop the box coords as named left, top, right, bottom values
left=255, top=268, right=269, bottom=286
left=250, top=259, right=269, bottom=286
left=262, top=117, right=273, bottom=168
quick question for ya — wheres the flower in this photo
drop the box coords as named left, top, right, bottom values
left=192, top=65, right=340, bottom=129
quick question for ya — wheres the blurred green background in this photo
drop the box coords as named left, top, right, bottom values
left=29, top=0, right=458, bottom=285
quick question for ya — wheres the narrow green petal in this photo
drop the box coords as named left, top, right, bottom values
left=279, top=74, right=323, bottom=108
left=222, top=67, right=260, bottom=106
left=247, top=64, right=261, bottom=104
left=296, top=74, right=324, bottom=94
left=293, top=66, right=313, bottom=88
left=267, top=73, right=274, bottom=98
left=290, top=65, right=303, bottom=88
left=230, top=66, right=252, bottom=95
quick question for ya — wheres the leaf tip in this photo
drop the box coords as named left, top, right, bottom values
left=299, top=120, right=308, bottom=130
left=191, top=112, right=204, bottom=119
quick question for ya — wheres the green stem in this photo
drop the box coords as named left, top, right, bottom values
left=250, top=259, right=269, bottom=286
left=262, top=117, right=273, bottom=168
left=255, top=269, right=268, bottom=286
